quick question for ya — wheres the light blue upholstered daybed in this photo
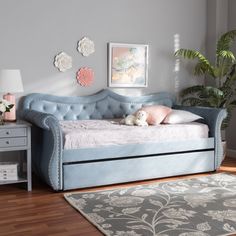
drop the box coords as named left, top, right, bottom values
left=20, top=89, right=227, bottom=191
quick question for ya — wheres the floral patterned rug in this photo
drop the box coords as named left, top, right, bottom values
left=64, top=173, right=236, bottom=236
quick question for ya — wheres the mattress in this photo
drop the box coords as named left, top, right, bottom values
left=59, top=119, right=209, bottom=149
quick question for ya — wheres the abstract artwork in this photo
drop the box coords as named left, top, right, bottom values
left=108, top=43, right=148, bottom=87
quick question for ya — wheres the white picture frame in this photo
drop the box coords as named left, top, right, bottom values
left=108, top=43, right=149, bottom=88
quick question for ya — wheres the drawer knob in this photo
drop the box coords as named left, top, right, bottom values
left=6, top=141, right=9, bottom=144
left=6, top=131, right=9, bottom=135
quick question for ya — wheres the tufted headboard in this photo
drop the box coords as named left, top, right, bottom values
left=21, top=89, right=175, bottom=120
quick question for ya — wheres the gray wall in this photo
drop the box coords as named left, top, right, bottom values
left=227, top=0, right=236, bottom=151
left=206, top=0, right=228, bottom=68
left=0, top=0, right=207, bottom=98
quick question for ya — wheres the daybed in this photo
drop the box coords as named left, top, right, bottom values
left=20, top=89, right=227, bottom=191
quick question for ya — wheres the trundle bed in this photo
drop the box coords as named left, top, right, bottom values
left=21, top=89, right=226, bottom=191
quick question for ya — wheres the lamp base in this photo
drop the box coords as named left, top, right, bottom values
left=3, top=93, right=16, bottom=122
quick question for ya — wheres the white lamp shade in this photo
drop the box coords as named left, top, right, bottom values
left=0, top=69, right=24, bottom=93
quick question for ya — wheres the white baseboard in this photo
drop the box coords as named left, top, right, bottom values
left=227, top=149, right=236, bottom=158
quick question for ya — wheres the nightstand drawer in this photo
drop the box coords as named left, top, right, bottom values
left=0, top=128, right=26, bottom=138
left=0, top=137, right=27, bottom=148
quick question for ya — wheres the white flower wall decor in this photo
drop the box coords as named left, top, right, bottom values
left=54, top=52, right=73, bottom=72
left=77, top=37, right=95, bottom=57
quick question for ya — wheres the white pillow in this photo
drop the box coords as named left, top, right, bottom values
left=163, top=109, right=203, bottom=124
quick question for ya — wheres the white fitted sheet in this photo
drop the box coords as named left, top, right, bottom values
left=59, top=119, right=209, bottom=150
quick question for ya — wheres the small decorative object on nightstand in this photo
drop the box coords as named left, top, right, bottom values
left=0, top=99, right=14, bottom=125
left=0, top=121, right=31, bottom=191
left=0, top=69, right=24, bottom=122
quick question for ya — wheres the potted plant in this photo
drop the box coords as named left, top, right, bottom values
left=175, top=30, right=236, bottom=130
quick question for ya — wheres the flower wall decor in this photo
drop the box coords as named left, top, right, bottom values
left=54, top=52, right=72, bottom=72
left=76, top=67, right=94, bottom=87
left=77, top=37, right=95, bottom=57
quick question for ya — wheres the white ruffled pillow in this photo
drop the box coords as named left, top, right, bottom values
left=163, top=109, right=203, bottom=124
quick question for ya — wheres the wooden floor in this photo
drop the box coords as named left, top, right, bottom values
left=0, top=157, right=236, bottom=236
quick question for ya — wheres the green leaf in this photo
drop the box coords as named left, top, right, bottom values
left=222, top=63, right=234, bottom=77
left=181, top=97, right=210, bottom=106
left=221, top=68, right=236, bottom=92
left=216, top=30, right=236, bottom=67
left=217, top=50, right=236, bottom=78
left=194, top=62, right=213, bottom=76
left=175, top=49, right=214, bottom=77
left=218, top=50, right=235, bottom=62
left=199, top=86, right=224, bottom=100
left=217, top=30, right=236, bottom=54
left=180, top=85, right=205, bottom=97
left=180, top=86, right=224, bottom=107
left=180, top=85, right=208, bottom=106
left=212, top=67, right=221, bottom=78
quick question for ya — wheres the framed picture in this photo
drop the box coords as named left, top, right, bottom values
left=108, top=43, right=148, bottom=87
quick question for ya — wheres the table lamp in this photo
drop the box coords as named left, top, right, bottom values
left=0, top=69, right=24, bottom=121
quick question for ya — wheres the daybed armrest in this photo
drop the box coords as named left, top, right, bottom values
left=173, top=105, right=227, bottom=168
left=21, top=109, right=58, bottom=130
left=21, top=109, right=63, bottom=191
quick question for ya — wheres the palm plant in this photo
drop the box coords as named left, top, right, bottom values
left=175, top=30, right=236, bottom=129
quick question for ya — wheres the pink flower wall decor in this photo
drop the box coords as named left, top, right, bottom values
left=76, top=67, right=94, bottom=87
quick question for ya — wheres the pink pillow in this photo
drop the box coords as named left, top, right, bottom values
left=139, top=105, right=172, bottom=125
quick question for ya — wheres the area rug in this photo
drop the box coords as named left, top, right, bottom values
left=64, top=173, right=236, bottom=236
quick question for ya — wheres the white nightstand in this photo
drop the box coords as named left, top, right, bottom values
left=0, top=121, right=31, bottom=191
